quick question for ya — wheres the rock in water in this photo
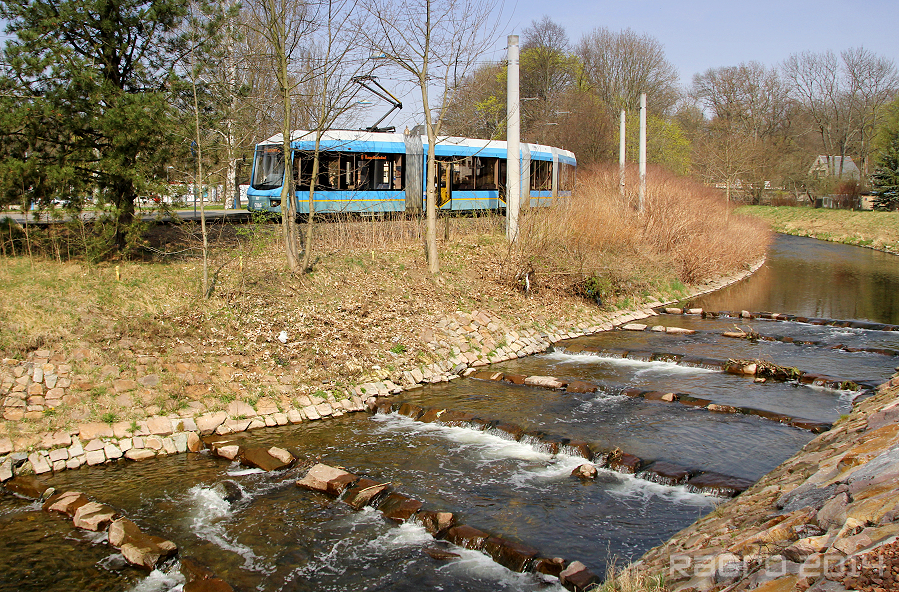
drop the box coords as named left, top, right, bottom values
left=239, top=446, right=293, bottom=472
left=571, top=464, right=597, bottom=479
left=211, top=480, right=243, bottom=503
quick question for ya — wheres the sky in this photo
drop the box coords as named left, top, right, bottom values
left=504, top=0, right=899, bottom=86
left=3, top=0, right=898, bottom=132
left=373, top=0, right=899, bottom=130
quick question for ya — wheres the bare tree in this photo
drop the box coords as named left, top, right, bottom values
left=441, top=62, right=507, bottom=139
left=692, top=62, right=793, bottom=203
left=243, top=0, right=317, bottom=271
left=296, top=0, right=371, bottom=271
left=357, top=0, right=501, bottom=274
left=783, top=48, right=898, bottom=180
left=842, top=47, right=899, bottom=175
left=576, top=27, right=680, bottom=116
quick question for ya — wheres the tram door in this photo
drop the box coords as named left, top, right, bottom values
left=437, top=161, right=452, bottom=208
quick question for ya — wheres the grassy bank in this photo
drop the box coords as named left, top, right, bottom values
left=1, top=170, right=767, bottom=441
left=737, top=205, right=899, bottom=254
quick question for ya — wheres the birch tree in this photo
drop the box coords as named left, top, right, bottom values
left=296, top=0, right=370, bottom=271
left=357, top=0, right=501, bottom=274
left=244, top=0, right=316, bottom=270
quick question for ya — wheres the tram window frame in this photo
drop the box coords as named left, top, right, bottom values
left=530, top=159, right=553, bottom=191
left=252, top=146, right=285, bottom=190
left=453, top=156, right=475, bottom=190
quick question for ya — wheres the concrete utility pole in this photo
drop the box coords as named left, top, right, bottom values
left=638, top=92, right=646, bottom=213
left=619, top=109, right=626, bottom=198
left=506, top=34, right=520, bottom=242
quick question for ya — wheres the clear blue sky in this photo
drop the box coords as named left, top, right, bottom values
left=504, top=0, right=899, bottom=85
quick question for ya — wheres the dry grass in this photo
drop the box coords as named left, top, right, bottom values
left=737, top=205, right=899, bottom=253
left=597, top=561, right=669, bottom=592
left=510, top=164, right=770, bottom=304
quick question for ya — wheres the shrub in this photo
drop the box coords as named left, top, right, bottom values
left=509, top=163, right=770, bottom=304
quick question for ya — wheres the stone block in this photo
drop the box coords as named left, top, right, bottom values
left=239, top=446, right=293, bottom=472
left=296, top=463, right=356, bottom=495
left=78, top=422, right=113, bottom=440
left=303, top=405, right=321, bottom=421
left=523, top=376, right=566, bottom=389
left=44, top=491, right=90, bottom=516
left=124, top=449, right=156, bottom=461
left=342, top=478, right=390, bottom=510
left=484, top=536, right=539, bottom=573
left=48, top=448, right=69, bottom=463
left=186, top=432, right=202, bottom=452
left=104, top=444, right=123, bottom=460
left=73, top=501, right=116, bottom=531
left=196, top=412, right=228, bottom=435
left=146, top=416, right=173, bottom=436
left=84, top=438, right=105, bottom=452
left=28, top=453, right=52, bottom=474
left=225, top=400, right=255, bottom=418
left=377, top=493, right=422, bottom=523
left=85, top=449, right=106, bottom=466
left=445, top=525, right=488, bottom=550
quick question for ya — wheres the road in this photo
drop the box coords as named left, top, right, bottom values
left=1, top=208, right=253, bottom=225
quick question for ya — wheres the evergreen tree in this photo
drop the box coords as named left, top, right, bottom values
left=0, top=0, right=186, bottom=255
left=871, top=131, right=899, bottom=210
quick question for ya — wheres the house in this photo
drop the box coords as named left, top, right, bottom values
left=809, top=155, right=860, bottom=180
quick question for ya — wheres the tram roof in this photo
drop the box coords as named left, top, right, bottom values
left=260, top=129, right=576, bottom=163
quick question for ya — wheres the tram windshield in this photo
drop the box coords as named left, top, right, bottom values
left=252, top=146, right=285, bottom=190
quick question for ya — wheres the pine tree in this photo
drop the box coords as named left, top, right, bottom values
left=871, top=131, right=899, bottom=211
left=0, top=0, right=186, bottom=255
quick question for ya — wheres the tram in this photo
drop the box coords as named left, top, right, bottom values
left=246, top=129, right=576, bottom=215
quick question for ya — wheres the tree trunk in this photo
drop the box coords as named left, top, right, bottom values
left=419, top=15, right=439, bottom=274
left=301, top=133, right=321, bottom=272
left=113, top=180, right=136, bottom=252
left=278, top=35, right=300, bottom=271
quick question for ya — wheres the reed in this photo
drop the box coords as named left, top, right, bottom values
left=509, top=163, right=770, bottom=304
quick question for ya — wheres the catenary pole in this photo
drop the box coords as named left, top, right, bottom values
left=506, top=34, right=520, bottom=242
left=638, top=93, right=646, bottom=212
left=619, top=109, right=626, bottom=198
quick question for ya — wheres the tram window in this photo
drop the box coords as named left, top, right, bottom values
left=454, top=156, right=475, bottom=190
left=294, top=151, right=342, bottom=191
left=559, top=163, right=575, bottom=191
left=392, top=156, right=403, bottom=190
left=364, top=155, right=389, bottom=190
left=530, top=160, right=552, bottom=191
left=287, top=152, right=403, bottom=191
left=474, top=157, right=500, bottom=190
left=252, top=146, right=284, bottom=190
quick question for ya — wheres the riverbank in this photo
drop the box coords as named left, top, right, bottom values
left=737, top=206, right=899, bottom=255
left=632, top=369, right=899, bottom=592
left=0, top=243, right=766, bottom=475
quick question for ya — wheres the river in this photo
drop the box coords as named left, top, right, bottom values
left=2, top=234, right=899, bottom=592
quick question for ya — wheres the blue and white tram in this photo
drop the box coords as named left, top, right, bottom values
left=246, top=129, right=576, bottom=215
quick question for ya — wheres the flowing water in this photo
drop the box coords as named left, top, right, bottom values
left=3, top=234, right=899, bottom=592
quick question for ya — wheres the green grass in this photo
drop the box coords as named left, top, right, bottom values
left=738, top=205, right=899, bottom=253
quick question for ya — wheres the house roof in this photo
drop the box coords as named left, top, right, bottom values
left=810, top=155, right=860, bottom=176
